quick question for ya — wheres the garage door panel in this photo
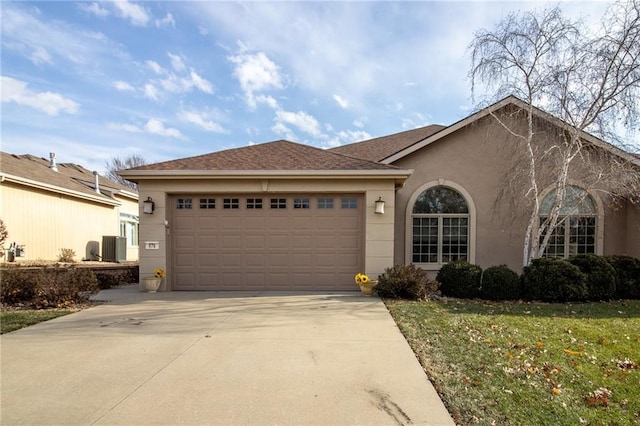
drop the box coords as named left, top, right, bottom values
left=171, top=194, right=363, bottom=290
left=198, top=217, right=218, bottom=231
left=197, top=236, right=218, bottom=249
left=221, top=236, right=242, bottom=249
left=245, top=235, right=265, bottom=249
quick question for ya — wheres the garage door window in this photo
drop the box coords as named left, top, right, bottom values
left=294, top=198, right=310, bottom=209
left=271, top=198, right=287, bottom=209
left=223, top=198, right=239, bottom=209
left=177, top=198, right=192, bottom=209
left=199, top=198, right=216, bottom=209
left=341, top=197, right=358, bottom=209
left=318, top=198, right=334, bottom=209
left=247, top=198, right=263, bottom=209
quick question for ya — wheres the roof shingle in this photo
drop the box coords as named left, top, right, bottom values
left=0, top=152, right=136, bottom=201
left=329, top=124, right=445, bottom=162
left=127, top=140, right=401, bottom=171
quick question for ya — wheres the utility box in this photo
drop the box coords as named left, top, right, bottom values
left=102, top=236, right=126, bottom=263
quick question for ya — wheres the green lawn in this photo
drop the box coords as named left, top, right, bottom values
left=0, top=310, right=73, bottom=334
left=386, top=299, right=640, bottom=426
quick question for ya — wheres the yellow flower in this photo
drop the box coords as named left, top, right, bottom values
left=552, top=387, right=562, bottom=395
left=355, top=273, right=370, bottom=285
left=154, top=268, right=166, bottom=278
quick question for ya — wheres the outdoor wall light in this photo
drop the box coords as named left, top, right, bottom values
left=374, top=196, right=385, bottom=214
left=143, top=197, right=155, bottom=214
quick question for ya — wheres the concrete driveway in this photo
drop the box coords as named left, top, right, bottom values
left=0, top=285, right=454, bottom=425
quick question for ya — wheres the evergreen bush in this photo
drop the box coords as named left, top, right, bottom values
left=436, top=261, right=482, bottom=299
left=604, top=255, right=640, bottom=299
left=568, top=254, right=616, bottom=301
left=522, top=258, right=587, bottom=302
left=480, top=265, right=521, bottom=300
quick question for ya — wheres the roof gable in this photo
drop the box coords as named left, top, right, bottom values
left=329, top=125, right=445, bottom=162
left=383, top=96, right=640, bottom=167
left=127, top=140, right=402, bottom=172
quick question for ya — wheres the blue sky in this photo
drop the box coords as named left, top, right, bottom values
left=1, top=1, right=615, bottom=173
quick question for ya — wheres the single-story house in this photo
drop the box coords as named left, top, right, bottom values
left=120, top=96, right=640, bottom=291
left=0, top=152, right=139, bottom=262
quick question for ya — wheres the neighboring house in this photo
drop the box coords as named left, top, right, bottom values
left=120, top=96, right=640, bottom=291
left=0, top=152, right=139, bottom=262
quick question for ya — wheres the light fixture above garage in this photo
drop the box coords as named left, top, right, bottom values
left=374, top=197, right=385, bottom=214
left=143, top=197, right=155, bottom=214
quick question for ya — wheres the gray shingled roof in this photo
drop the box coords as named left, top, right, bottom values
left=0, top=152, right=136, bottom=202
left=329, top=125, right=446, bottom=162
left=127, top=140, right=402, bottom=171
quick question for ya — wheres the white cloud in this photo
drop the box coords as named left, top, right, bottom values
left=178, top=110, right=225, bottom=133
left=275, top=110, right=322, bottom=137
left=143, top=83, right=159, bottom=101
left=188, top=71, right=213, bottom=94
left=228, top=51, right=285, bottom=109
left=114, top=80, right=135, bottom=91
left=77, top=2, right=109, bottom=18
left=1, top=76, right=79, bottom=116
left=145, top=118, right=185, bottom=139
left=113, top=0, right=150, bottom=27
left=107, top=122, right=142, bottom=133
left=108, top=118, right=186, bottom=139
left=156, top=13, right=175, bottom=28
left=167, top=53, right=185, bottom=73
left=353, top=119, right=365, bottom=128
left=324, top=129, right=372, bottom=148
left=146, top=60, right=164, bottom=74
left=255, top=94, right=279, bottom=109
left=29, top=46, right=53, bottom=65
left=272, top=122, right=296, bottom=141
left=333, top=94, right=349, bottom=109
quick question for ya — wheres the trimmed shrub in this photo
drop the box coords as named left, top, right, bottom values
left=436, top=261, right=482, bottom=299
left=480, top=265, right=521, bottom=300
left=568, top=254, right=616, bottom=301
left=95, top=270, right=137, bottom=289
left=0, top=265, right=98, bottom=308
left=375, top=264, right=435, bottom=300
left=0, top=268, right=36, bottom=305
left=604, top=255, right=640, bottom=299
left=522, top=258, right=588, bottom=302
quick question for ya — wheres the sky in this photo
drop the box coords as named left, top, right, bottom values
left=1, top=1, right=618, bottom=174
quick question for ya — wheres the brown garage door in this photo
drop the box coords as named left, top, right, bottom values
left=171, top=194, right=363, bottom=290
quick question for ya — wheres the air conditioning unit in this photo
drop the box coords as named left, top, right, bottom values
left=102, top=236, right=127, bottom=263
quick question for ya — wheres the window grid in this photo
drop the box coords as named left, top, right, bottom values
left=412, top=217, right=438, bottom=263
left=270, top=198, right=287, bottom=209
left=341, top=197, right=358, bottom=209
left=223, top=198, right=239, bottom=209
left=176, top=198, right=192, bottom=209
left=317, top=198, right=334, bottom=209
left=246, top=198, right=263, bottom=209
left=199, top=198, right=216, bottom=209
left=541, top=216, right=596, bottom=258
left=293, top=198, right=310, bottom=209
left=441, top=217, right=469, bottom=263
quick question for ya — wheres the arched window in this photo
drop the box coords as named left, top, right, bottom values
left=540, top=186, right=597, bottom=258
left=411, top=186, right=469, bottom=264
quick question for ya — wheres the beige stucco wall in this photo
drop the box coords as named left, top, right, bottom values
left=136, top=177, right=397, bottom=290
left=391, top=116, right=638, bottom=275
left=0, top=181, right=138, bottom=262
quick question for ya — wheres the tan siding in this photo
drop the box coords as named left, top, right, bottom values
left=0, top=182, right=137, bottom=261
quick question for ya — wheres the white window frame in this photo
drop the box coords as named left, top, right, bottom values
left=119, top=213, right=139, bottom=247
left=538, top=185, right=604, bottom=258
left=405, top=180, right=476, bottom=269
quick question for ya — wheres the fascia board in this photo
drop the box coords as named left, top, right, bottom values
left=118, top=169, right=414, bottom=180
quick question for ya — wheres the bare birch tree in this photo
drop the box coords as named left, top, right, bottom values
left=105, top=154, right=147, bottom=190
left=469, top=0, right=640, bottom=266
